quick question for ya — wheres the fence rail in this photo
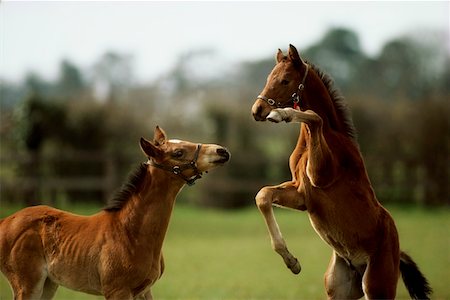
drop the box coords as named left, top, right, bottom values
left=0, top=152, right=125, bottom=205
left=0, top=152, right=270, bottom=208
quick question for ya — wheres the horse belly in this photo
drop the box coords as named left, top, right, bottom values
left=42, top=218, right=103, bottom=295
left=47, top=257, right=102, bottom=295
left=307, top=213, right=372, bottom=265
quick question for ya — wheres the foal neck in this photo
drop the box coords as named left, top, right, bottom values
left=117, top=165, right=185, bottom=246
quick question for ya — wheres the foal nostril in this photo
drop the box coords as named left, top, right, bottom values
left=252, top=104, right=267, bottom=121
left=255, top=105, right=263, bottom=115
left=216, top=148, right=230, bottom=161
left=252, top=104, right=263, bottom=118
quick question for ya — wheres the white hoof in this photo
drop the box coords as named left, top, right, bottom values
left=267, top=110, right=284, bottom=123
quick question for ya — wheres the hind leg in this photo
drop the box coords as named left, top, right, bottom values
left=41, top=278, right=58, bottom=300
left=362, top=251, right=399, bottom=299
left=6, top=272, right=47, bottom=300
left=10, top=277, right=59, bottom=300
left=362, top=218, right=400, bottom=299
left=135, top=290, right=153, bottom=300
left=2, top=231, right=50, bottom=299
left=324, top=252, right=364, bottom=300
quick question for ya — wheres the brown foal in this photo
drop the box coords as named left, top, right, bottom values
left=251, top=45, right=431, bottom=299
left=0, top=126, right=230, bottom=300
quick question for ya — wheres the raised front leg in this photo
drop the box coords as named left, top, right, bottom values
left=255, top=181, right=305, bottom=274
left=267, top=108, right=337, bottom=187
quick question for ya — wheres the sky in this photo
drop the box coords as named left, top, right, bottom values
left=1, top=1, right=448, bottom=83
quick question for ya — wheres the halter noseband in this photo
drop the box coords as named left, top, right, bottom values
left=148, top=144, right=203, bottom=186
left=257, top=63, right=309, bottom=109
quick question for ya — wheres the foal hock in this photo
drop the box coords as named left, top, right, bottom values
left=251, top=45, right=431, bottom=300
left=0, top=126, right=230, bottom=300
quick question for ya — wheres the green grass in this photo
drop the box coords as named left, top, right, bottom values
left=1, top=202, right=449, bottom=299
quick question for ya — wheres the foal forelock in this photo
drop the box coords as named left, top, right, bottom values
left=103, top=163, right=149, bottom=212
left=308, top=62, right=357, bottom=141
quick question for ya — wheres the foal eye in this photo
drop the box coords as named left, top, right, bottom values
left=281, top=79, right=290, bottom=85
left=172, top=150, right=184, bottom=158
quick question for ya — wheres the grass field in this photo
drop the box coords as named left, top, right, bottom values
left=1, top=202, right=449, bottom=299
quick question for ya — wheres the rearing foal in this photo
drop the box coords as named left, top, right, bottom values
left=251, top=45, right=431, bottom=299
left=0, top=126, right=230, bottom=300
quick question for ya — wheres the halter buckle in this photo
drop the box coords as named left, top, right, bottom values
left=267, top=98, right=275, bottom=106
left=172, top=166, right=181, bottom=174
left=186, top=174, right=202, bottom=186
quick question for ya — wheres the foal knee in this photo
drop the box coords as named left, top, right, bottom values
left=255, top=187, right=273, bottom=211
left=304, top=110, right=322, bottom=125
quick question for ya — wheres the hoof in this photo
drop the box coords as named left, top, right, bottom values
left=267, top=110, right=283, bottom=123
left=288, top=258, right=301, bottom=275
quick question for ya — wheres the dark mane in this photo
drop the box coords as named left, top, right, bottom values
left=103, top=163, right=150, bottom=212
left=307, top=62, right=357, bottom=141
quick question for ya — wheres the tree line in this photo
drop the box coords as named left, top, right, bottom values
left=1, top=27, right=448, bottom=207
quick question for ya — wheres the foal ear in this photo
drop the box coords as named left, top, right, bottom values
left=288, top=44, right=304, bottom=66
left=153, top=125, right=167, bottom=146
left=276, top=48, right=284, bottom=63
left=140, top=137, right=162, bottom=158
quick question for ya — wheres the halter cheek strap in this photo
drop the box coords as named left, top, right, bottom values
left=147, top=144, right=203, bottom=186
left=257, top=63, right=309, bottom=109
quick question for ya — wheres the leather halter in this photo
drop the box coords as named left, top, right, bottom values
left=148, top=144, right=203, bottom=186
left=257, top=63, right=309, bottom=109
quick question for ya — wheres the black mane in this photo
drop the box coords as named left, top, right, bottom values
left=103, top=163, right=150, bottom=212
left=308, top=62, right=357, bottom=141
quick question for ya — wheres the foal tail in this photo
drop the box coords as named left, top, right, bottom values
left=400, top=251, right=432, bottom=300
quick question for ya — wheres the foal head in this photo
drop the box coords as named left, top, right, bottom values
left=140, top=126, right=230, bottom=185
left=252, top=44, right=338, bottom=126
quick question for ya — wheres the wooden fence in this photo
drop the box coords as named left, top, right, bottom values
left=0, top=152, right=128, bottom=206
left=0, top=151, right=274, bottom=208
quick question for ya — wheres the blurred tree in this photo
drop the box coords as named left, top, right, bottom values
left=93, top=52, right=134, bottom=103
left=0, top=80, right=27, bottom=110
left=166, top=49, right=217, bottom=93
left=55, top=59, right=85, bottom=100
left=303, top=28, right=367, bottom=90
left=15, top=94, right=66, bottom=151
left=236, top=58, right=274, bottom=93
left=376, top=39, right=422, bottom=99
left=369, top=32, right=449, bottom=101
left=414, top=99, right=450, bottom=205
left=24, top=72, right=52, bottom=96
left=18, top=94, right=45, bottom=152
left=438, top=58, right=450, bottom=95
left=14, top=93, right=66, bottom=205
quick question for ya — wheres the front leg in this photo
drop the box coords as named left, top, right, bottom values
left=267, top=108, right=320, bottom=126
left=267, top=108, right=338, bottom=187
left=255, top=181, right=305, bottom=274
